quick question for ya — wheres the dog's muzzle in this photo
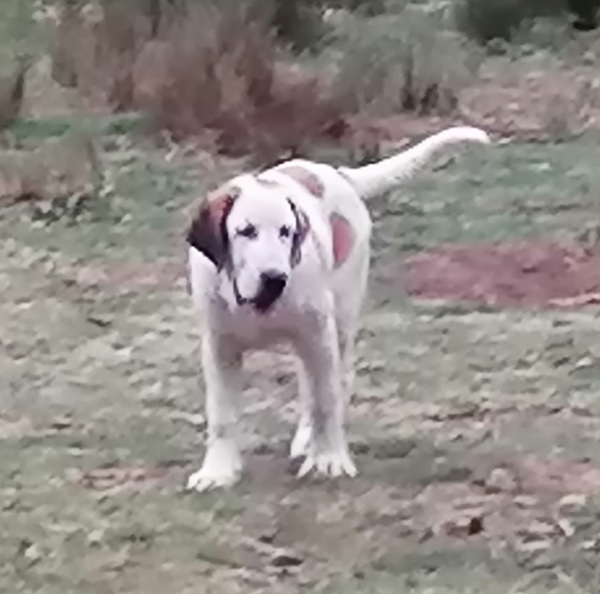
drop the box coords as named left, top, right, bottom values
left=252, top=270, right=288, bottom=313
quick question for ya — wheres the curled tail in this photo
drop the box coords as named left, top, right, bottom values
left=339, top=126, right=491, bottom=200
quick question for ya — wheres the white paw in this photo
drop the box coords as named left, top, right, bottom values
left=290, top=423, right=312, bottom=459
left=297, top=440, right=357, bottom=479
left=186, top=439, right=242, bottom=492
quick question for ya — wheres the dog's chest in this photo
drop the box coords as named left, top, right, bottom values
left=216, top=304, right=298, bottom=349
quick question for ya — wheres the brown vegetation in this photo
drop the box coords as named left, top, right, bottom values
left=43, top=1, right=494, bottom=161
left=47, top=3, right=347, bottom=161
left=0, top=54, right=32, bottom=131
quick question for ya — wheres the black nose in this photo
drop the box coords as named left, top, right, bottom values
left=253, top=271, right=288, bottom=312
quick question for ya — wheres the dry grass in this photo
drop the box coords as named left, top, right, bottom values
left=0, top=129, right=101, bottom=209
left=461, top=56, right=600, bottom=140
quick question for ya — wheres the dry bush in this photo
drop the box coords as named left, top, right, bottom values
left=541, top=77, right=600, bottom=141
left=264, top=0, right=329, bottom=51
left=453, top=0, right=567, bottom=44
left=0, top=55, right=32, bottom=130
left=49, top=1, right=153, bottom=111
left=137, top=6, right=345, bottom=156
left=48, top=2, right=347, bottom=160
left=332, top=10, right=482, bottom=117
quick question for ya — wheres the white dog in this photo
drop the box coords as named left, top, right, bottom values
left=185, top=126, right=491, bottom=491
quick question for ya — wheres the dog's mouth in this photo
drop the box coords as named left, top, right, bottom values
left=252, top=291, right=280, bottom=313
left=233, top=274, right=287, bottom=314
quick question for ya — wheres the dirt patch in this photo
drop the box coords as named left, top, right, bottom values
left=517, top=457, right=600, bottom=495
left=75, top=465, right=174, bottom=494
left=73, top=260, right=186, bottom=290
left=404, top=239, right=600, bottom=308
left=461, top=66, right=600, bottom=138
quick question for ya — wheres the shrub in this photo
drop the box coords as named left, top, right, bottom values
left=568, top=0, right=600, bottom=29
left=266, top=0, right=329, bottom=51
left=453, top=0, right=567, bottom=44
left=327, top=0, right=389, bottom=16
left=333, top=10, right=482, bottom=116
left=48, top=1, right=347, bottom=160
left=142, top=5, right=346, bottom=158
left=50, top=1, right=152, bottom=110
left=0, top=54, right=31, bottom=131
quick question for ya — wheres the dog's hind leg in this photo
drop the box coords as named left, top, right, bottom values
left=338, top=325, right=357, bottom=405
left=187, top=333, right=244, bottom=492
left=336, top=246, right=370, bottom=406
left=294, top=313, right=357, bottom=479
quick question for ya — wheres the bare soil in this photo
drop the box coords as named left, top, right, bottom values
left=405, top=240, right=600, bottom=308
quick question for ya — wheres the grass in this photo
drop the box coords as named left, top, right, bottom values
left=331, top=9, right=482, bottom=116
left=6, top=113, right=148, bottom=143
left=368, top=138, right=600, bottom=276
left=4, top=126, right=600, bottom=592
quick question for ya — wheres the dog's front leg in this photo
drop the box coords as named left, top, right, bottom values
left=187, top=333, right=244, bottom=492
left=290, top=358, right=312, bottom=459
left=295, top=314, right=357, bottom=479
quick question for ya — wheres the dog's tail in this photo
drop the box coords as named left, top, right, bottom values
left=338, top=126, right=491, bottom=200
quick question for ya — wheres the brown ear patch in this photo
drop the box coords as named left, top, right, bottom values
left=330, top=213, right=354, bottom=268
left=288, top=199, right=310, bottom=267
left=186, top=184, right=240, bottom=268
left=206, top=185, right=240, bottom=222
left=278, top=165, right=325, bottom=199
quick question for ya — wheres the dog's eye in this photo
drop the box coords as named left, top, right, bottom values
left=238, top=224, right=258, bottom=239
left=279, top=225, right=292, bottom=239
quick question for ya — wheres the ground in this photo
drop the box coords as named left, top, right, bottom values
left=4, top=127, right=600, bottom=594
left=5, top=3, right=600, bottom=594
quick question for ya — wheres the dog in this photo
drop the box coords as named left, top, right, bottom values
left=185, top=126, right=491, bottom=491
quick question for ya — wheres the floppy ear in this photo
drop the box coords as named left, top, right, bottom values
left=186, top=186, right=239, bottom=269
left=287, top=199, right=310, bottom=267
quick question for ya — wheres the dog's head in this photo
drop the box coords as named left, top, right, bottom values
left=187, top=177, right=309, bottom=313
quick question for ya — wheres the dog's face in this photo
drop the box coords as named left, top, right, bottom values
left=187, top=178, right=308, bottom=313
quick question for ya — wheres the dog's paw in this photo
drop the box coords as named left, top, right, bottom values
left=290, top=423, right=312, bottom=459
left=186, top=440, right=242, bottom=492
left=297, top=441, right=357, bottom=479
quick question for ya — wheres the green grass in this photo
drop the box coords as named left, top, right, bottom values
left=7, top=113, right=149, bottom=144
left=3, top=133, right=600, bottom=593
left=374, top=139, right=600, bottom=255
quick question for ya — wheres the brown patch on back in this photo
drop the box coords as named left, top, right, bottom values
left=330, top=213, right=355, bottom=268
left=277, top=165, right=325, bottom=199
left=256, top=177, right=281, bottom=189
